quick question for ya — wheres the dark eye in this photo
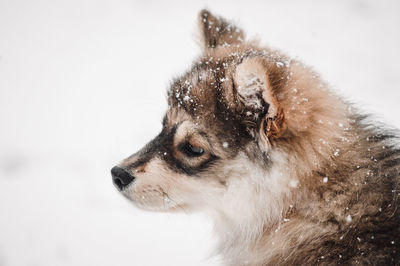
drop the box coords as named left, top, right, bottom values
left=182, top=143, right=205, bottom=157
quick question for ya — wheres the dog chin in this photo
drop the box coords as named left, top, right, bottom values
left=121, top=191, right=185, bottom=212
left=132, top=202, right=187, bottom=213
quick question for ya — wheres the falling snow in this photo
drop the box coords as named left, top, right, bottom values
left=1, top=2, right=400, bottom=266
left=334, top=149, right=340, bottom=157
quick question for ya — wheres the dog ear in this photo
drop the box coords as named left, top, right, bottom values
left=233, top=58, right=286, bottom=147
left=198, top=9, right=245, bottom=50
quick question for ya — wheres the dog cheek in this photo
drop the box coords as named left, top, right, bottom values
left=179, top=176, right=228, bottom=209
left=135, top=160, right=210, bottom=210
left=126, top=157, right=226, bottom=210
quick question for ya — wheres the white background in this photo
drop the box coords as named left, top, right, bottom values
left=0, top=0, right=399, bottom=265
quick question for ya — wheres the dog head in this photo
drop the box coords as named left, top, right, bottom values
left=111, top=10, right=346, bottom=215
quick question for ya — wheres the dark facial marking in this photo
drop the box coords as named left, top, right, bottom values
left=162, top=115, right=168, bottom=127
left=165, top=130, right=219, bottom=176
left=170, top=152, right=218, bottom=176
left=128, top=123, right=219, bottom=177
left=126, top=126, right=177, bottom=170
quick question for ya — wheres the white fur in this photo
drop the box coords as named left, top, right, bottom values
left=208, top=150, right=296, bottom=265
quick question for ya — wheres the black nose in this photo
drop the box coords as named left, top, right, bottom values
left=111, top=166, right=135, bottom=190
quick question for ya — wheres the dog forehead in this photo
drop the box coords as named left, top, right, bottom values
left=166, top=52, right=263, bottom=136
left=168, top=66, right=218, bottom=116
left=166, top=106, right=192, bottom=125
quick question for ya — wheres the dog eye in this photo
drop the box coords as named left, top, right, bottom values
left=182, top=143, right=205, bottom=157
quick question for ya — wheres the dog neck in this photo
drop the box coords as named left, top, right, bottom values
left=208, top=151, right=296, bottom=265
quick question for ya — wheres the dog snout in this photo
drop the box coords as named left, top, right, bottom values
left=111, top=166, right=135, bottom=190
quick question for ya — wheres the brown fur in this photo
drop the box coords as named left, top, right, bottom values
left=113, top=10, right=400, bottom=265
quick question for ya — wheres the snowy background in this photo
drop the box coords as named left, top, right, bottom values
left=0, top=0, right=400, bottom=265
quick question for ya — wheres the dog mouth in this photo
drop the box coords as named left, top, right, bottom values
left=119, top=185, right=184, bottom=212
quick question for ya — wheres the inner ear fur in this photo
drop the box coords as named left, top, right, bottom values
left=233, top=58, right=286, bottom=143
left=198, top=9, right=245, bottom=50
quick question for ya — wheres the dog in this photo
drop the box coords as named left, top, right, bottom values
left=111, top=10, right=400, bottom=265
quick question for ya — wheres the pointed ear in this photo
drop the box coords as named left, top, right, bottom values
left=233, top=58, right=286, bottom=146
left=198, top=9, right=245, bottom=50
